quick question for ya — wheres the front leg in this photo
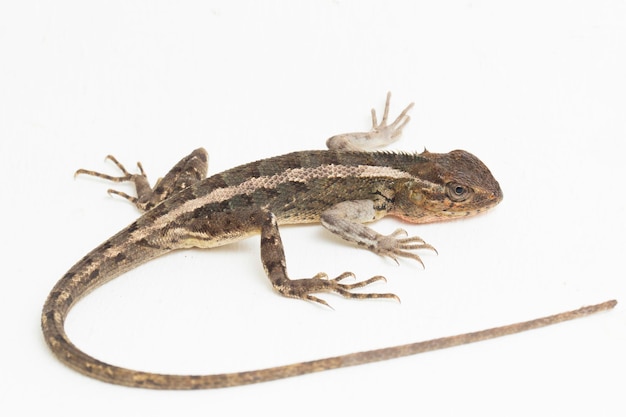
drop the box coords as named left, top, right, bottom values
left=259, top=211, right=399, bottom=307
left=326, top=92, right=414, bottom=151
left=320, top=200, right=436, bottom=267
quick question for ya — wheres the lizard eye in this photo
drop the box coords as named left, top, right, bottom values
left=446, top=182, right=471, bottom=202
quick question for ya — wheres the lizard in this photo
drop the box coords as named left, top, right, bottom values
left=41, top=93, right=616, bottom=389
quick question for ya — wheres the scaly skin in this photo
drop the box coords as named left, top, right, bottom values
left=41, top=94, right=610, bottom=390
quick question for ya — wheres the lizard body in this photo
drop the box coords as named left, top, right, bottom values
left=42, top=94, right=614, bottom=389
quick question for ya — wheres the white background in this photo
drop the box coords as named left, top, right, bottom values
left=2, top=1, right=625, bottom=416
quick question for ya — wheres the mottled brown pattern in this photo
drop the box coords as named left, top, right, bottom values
left=41, top=93, right=614, bottom=390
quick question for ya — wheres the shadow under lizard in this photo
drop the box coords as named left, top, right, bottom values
left=41, top=93, right=616, bottom=389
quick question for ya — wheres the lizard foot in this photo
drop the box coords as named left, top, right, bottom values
left=370, top=91, right=414, bottom=143
left=326, top=92, right=414, bottom=151
left=373, top=229, right=437, bottom=267
left=74, top=149, right=208, bottom=211
left=75, top=155, right=151, bottom=208
left=275, top=272, right=400, bottom=308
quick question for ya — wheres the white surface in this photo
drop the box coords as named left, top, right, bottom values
left=2, top=1, right=625, bottom=416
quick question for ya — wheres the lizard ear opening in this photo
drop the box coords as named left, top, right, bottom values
left=445, top=182, right=472, bottom=202
left=408, top=188, right=424, bottom=204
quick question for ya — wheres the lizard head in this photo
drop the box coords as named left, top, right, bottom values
left=392, top=149, right=503, bottom=223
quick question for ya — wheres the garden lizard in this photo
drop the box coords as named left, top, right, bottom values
left=41, top=93, right=616, bottom=389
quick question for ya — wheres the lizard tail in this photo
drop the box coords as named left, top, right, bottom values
left=42, top=244, right=617, bottom=390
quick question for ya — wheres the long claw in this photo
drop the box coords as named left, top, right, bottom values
left=306, top=295, right=332, bottom=309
